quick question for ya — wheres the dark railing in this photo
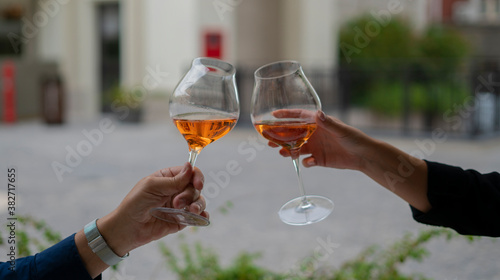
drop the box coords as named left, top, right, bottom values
left=469, top=71, right=500, bottom=137
left=235, top=66, right=339, bottom=125
left=236, top=64, right=500, bottom=138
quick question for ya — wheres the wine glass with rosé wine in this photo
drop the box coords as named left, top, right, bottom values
left=251, top=60, right=334, bottom=225
left=150, top=57, right=239, bottom=226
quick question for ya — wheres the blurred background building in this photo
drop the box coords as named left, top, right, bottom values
left=0, top=0, right=499, bottom=135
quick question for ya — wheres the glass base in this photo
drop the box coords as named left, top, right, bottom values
left=150, top=207, right=210, bottom=226
left=278, top=195, right=334, bottom=226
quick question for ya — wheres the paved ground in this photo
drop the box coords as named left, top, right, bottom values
left=1, top=117, right=499, bottom=280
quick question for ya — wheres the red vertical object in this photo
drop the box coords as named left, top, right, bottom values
left=442, top=0, right=467, bottom=22
left=2, top=61, right=16, bottom=123
left=204, top=31, right=223, bottom=59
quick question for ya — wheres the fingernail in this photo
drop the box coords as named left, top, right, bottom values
left=191, top=203, right=201, bottom=213
left=178, top=199, right=187, bottom=209
left=318, top=111, right=326, bottom=121
left=305, top=158, right=317, bottom=167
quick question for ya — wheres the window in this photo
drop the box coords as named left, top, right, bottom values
left=0, top=4, right=24, bottom=56
left=480, top=0, right=487, bottom=13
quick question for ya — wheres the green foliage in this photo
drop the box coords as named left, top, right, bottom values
left=413, top=81, right=469, bottom=115
left=160, top=238, right=285, bottom=280
left=218, top=200, right=235, bottom=215
left=416, top=25, right=470, bottom=79
left=161, top=228, right=472, bottom=280
left=364, top=80, right=469, bottom=117
left=338, top=15, right=470, bottom=119
left=14, top=215, right=63, bottom=257
left=0, top=215, right=123, bottom=272
left=363, top=82, right=405, bottom=117
left=0, top=215, right=479, bottom=280
left=313, top=228, right=457, bottom=280
left=281, top=228, right=460, bottom=280
left=105, top=85, right=145, bottom=108
left=339, top=15, right=415, bottom=103
left=339, top=15, right=415, bottom=71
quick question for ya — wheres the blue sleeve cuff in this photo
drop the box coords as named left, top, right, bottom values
left=13, top=233, right=100, bottom=280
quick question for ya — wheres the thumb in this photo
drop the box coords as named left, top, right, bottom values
left=154, top=163, right=193, bottom=196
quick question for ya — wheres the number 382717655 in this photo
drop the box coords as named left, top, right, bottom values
left=7, top=168, right=16, bottom=214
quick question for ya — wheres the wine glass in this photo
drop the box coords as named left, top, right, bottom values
left=251, top=60, right=334, bottom=225
left=150, top=57, right=239, bottom=226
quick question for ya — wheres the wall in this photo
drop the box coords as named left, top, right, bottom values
left=235, top=0, right=283, bottom=67
left=143, top=0, right=198, bottom=92
left=59, top=0, right=99, bottom=122
left=336, top=0, right=429, bottom=31
left=27, top=0, right=343, bottom=122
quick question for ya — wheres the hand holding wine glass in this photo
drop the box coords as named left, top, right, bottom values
left=150, top=57, right=239, bottom=226
left=269, top=110, right=370, bottom=171
left=251, top=61, right=334, bottom=225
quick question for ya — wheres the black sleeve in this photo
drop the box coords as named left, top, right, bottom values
left=411, top=161, right=500, bottom=237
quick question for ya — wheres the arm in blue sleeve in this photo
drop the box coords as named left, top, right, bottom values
left=411, top=161, right=500, bottom=237
left=0, top=233, right=102, bottom=280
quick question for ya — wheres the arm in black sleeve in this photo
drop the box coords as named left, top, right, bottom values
left=0, top=233, right=101, bottom=280
left=411, top=161, right=500, bottom=237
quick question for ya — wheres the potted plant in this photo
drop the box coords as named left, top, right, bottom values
left=107, top=85, right=144, bottom=123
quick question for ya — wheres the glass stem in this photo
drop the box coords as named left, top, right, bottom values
left=292, top=156, right=310, bottom=208
left=188, top=149, right=201, bottom=167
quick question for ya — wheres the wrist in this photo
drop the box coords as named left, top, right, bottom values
left=84, top=218, right=129, bottom=267
left=97, top=211, right=137, bottom=257
left=75, top=230, right=109, bottom=278
left=355, top=137, right=385, bottom=174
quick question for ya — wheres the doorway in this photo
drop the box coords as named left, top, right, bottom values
left=97, top=2, right=120, bottom=113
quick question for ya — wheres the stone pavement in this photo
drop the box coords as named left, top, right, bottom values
left=1, top=118, right=499, bottom=280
